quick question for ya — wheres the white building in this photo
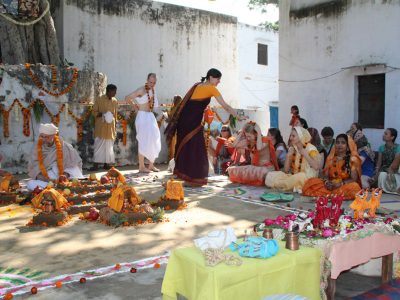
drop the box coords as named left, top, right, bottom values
left=238, top=23, right=279, bottom=128
left=279, top=0, right=400, bottom=149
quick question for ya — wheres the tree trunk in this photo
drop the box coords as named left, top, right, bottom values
left=0, top=0, right=60, bottom=66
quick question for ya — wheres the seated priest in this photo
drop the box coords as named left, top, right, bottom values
left=27, top=123, right=84, bottom=190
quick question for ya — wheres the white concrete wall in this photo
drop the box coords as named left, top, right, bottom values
left=279, top=0, right=400, bottom=150
left=237, top=23, right=279, bottom=128
left=58, top=0, right=239, bottom=108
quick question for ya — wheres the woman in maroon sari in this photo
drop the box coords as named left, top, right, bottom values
left=165, top=68, right=245, bottom=186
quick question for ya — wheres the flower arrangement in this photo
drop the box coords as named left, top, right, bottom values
left=255, top=194, right=399, bottom=240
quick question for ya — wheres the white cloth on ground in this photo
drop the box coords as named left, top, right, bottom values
left=194, top=227, right=237, bottom=251
left=27, top=165, right=84, bottom=190
left=135, top=111, right=161, bottom=162
left=93, top=137, right=115, bottom=163
left=378, top=171, right=400, bottom=194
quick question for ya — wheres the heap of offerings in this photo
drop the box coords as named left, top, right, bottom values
left=0, top=172, right=20, bottom=204
left=29, top=187, right=70, bottom=226
left=157, top=179, right=186, bottom=210
left=98, top=184, right=164, bottom=226
left=56, top=167, right=126, bottom=214
left=28, top=167, right=126, bottom=226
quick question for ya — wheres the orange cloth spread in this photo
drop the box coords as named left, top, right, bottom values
left=31, top=188, right=68, bottom=211
left=106, top=167, right=126, bottom=184
left=0, top=174, right=12, bottom=192
left=165, top=180, right=184, bottom=200
left=191, top=85, right=221, bottom=100
left=108, top=185, right=141, bottom=212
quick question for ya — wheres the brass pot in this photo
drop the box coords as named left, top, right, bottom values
left=263, top=228, right=274, bottom=239
left=285, top=232, right=299, bottom=250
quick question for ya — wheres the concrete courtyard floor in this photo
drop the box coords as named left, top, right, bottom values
left=1, top=165, right=399, bottom=299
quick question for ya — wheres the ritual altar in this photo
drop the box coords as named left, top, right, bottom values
left=162, top=241, right=322, bottom=300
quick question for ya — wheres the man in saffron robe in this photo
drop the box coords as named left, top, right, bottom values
left=93, top=84, right=119, bottom=169
left=27, top=123, right=83, bottom=190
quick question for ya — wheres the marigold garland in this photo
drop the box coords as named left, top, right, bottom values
left=1, top=108, right=10, bottom=137
left=117, top=111, right=135, bottom=146
left=144, top=83, right=155, bottom=112
left=25, top=63, right=79, bottom=97
left=290, top=143, right=308, bottom=174
left=38, top=134, right=64, bottom=179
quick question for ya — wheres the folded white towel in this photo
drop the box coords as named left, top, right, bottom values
left=103, top=111, right=114, bottom=124
left=194, top=227, right=237, bottom=250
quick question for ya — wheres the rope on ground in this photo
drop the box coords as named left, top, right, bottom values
left=0, top=0, right=49, bottom=26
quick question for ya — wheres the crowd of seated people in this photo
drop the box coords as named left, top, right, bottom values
left=206, top=109, right=400, bottom=198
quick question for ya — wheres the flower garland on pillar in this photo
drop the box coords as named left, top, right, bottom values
left=67, top=106, right=93, bottom=142
left=25, top=63, right=79, bottom=97
left=117, top=111, right=135, bottom=146
left=37, top=135, right=64, bottom=179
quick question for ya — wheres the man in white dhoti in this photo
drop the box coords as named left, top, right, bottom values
left=125, top=73, right=161, bottom=173
left=93, top=84, right=118, bottom=169
left=27, top=123, right=84, bottom=190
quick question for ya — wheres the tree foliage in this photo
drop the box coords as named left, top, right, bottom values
left=248, top=0, right=279, bottom=31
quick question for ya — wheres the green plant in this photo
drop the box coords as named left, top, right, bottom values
left=109, top=213, right=127, bottom=227
left=32, top=101, right=44, bottom=122
left=151, top=207, right=165, bottom=222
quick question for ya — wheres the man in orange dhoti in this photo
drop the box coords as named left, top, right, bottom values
left=303, top=134, right=362, bottom=200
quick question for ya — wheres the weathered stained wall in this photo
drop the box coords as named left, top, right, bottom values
left=279, top=0, right=400, bottom=149
left=56, top=0, right=239, bottom=108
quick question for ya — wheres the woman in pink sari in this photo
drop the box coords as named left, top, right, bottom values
left=227, top=122, right=279, bottom=186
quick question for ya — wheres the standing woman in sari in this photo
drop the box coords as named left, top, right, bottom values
left=302, top=134, right=362, bottom=200
left=165, top=68, right=245, bottom=186
left=265, top=127, right=320, bottom=192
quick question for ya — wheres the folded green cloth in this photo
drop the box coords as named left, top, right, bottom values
left=260, top=192, right=294, bottom=202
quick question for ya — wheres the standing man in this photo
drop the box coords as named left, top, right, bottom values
left=125, top=73, right=161, bottom=173
left=93, top=84, right=118, bottom=170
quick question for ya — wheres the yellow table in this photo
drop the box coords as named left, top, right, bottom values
left=162, top=241, right=322, bottom=300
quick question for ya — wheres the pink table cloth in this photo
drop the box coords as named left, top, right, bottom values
left=328, top=233, right=400, bottom=279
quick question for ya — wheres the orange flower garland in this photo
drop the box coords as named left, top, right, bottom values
left=38, top=135, right=64, bottom=179
left=22, top=107, right=31, bottom=136
left=2, top=108, right=10, bottom=137
left=145, top=83, right=155, bottom=112
left=117, top=111, right=135, bottom=146
left=25, top=63, right=79, bottom=97
left=121, top=119, right=128, bottom=145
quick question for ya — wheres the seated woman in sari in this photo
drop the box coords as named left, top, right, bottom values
left=308, top=127, right=327, bottom=169
left=227, top=122, right=279, bottom=186
left=265, top=127, right=320, bottom=192
left=267, top=128, right=287, bottom=169
left=209, top=125, right=235, bottom=175
left=164, top=68, right=245, bottom=186
left=303, top=134, right=362, bottom=200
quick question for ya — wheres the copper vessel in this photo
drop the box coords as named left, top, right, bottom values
left=263, top=228, right=274, bottom=239
left=285, top=232, right=299, bottom=250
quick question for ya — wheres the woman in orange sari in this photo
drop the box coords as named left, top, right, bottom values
left=303, top=134, right=362, bottom=200
left=227, top=122, right=279, bottom=185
